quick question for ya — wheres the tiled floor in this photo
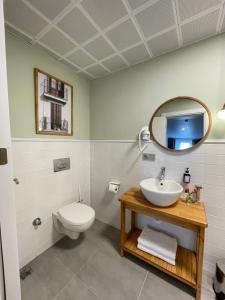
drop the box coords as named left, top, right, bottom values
left=21, top=220, right=216, bottom=300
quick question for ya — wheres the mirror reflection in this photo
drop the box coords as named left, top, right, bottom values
left=150, top=97, right=211, bottom=151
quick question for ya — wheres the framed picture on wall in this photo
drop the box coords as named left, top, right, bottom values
left=34, top=68, right=73, bottom=136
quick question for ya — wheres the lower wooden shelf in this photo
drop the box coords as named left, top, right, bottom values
left=123, top=228, right=197, bottom=288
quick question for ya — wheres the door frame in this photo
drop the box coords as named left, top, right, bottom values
left=0, top=0, right=21, bottom=298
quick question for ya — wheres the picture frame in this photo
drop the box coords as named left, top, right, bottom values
left=34, top=68, right=73, bottom=136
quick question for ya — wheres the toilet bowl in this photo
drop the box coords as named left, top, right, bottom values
left=53, top=202, right=95, bottom=239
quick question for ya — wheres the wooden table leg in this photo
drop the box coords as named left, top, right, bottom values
left=196, top=227, right=205, bottom=300
left=120, top=203, right=126, bottom=256
left=131, top=211, right=136, bottom=231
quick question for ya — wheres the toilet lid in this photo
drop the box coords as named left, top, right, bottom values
left=58, top=203, right=95, bottom=226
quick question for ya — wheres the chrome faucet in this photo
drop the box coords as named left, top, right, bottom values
left=160, top=167, right=165, bottom=181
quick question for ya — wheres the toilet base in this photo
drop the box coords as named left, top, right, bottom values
left=64, top=229, right=80, bottom=240
left=52, top=213, right=80, bottom=240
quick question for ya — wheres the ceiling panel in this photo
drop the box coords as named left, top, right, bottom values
left=135, top=0, right=175, bottom=38
left=148, top=29, right=179, bottom=56
left=5, top=23, right=33, bottom=43
left=84, top=36, right=115, bottom=60
left=106, top=19, right=141, bottom=50
left=62, top=60, right=80, bottom=71
left=67, top=49, right=95, bottom=68
left=85, top=64, right=110, bottom=77
left=37, top=43, right=61, bottom=60
left=178, top=0, right=221, bottom=21
left=182, top=10, right=219, bottom=45
left=128, top=0, right=154, bottom=10
left=4, top=0, right=48, bottom=37
left=58, top=7, right=98, bottom=44
left=78, top=71, right=95, bottom=79
left=81, top=0, right=127, bottom=29
left=40, top=28, right=75, bottom=55
left=102, top=55, right=127, bottom=71
left=4, top=0, right=225, bottom=79
left=27, top=0, right=71, bottom=20
left=122, top=44, right=150, bottom=65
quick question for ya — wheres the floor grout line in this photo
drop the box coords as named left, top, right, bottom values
left=75, top=253, right=103, bottom=300
left=50, top=236, right=98, bottom=276
left=77, top=271, right=103, bottom=300
left=45, top=239, right=102, bottom=299
left=52, top=276, right=74, bottom=300
left=137, top=271, right=148, bottom=300
left=21, top=220, right=214, bottom=299
left=76, top=246, right=99, bottom=274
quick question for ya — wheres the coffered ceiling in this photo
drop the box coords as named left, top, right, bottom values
left=4, top=0, right=225, bottom=79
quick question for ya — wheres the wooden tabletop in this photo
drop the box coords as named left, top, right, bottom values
left=119, top=187, right=208, bottom=228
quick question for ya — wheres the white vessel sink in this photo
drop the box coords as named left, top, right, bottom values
left=140, top=178, right=183, bottom=207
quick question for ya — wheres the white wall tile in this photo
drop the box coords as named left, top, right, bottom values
left=12, top=140, right=90, bottom=267
left=13, top=138, right=225, bottom=279
left=91, top=140, right=225, bottom=277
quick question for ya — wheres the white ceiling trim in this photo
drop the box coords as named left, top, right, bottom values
left=5, top=20, right=32, bottom=41
left=27, top=0, right=79, bottom=42
left=216, top=0, right=225, bottom=33
left=131, top=0, right=160, bottom=16
left=172, top=0, right=183, bottom=47
left=5, top=0, right=225, bottom=79
left=180, top=4, right=221, bottom=26
left=36, top=41, right=96, bottom=78
left=118, top=40, right=144, bottom=54
left=81, top=40, right=144, bottom=71
left=6, top=21, right=96, bottom=79
left=146, top=25, right=176, bottom=42
left=59, top=14, right=131, bottom=61
left=121, top=0, right=153, bottom=58
left=21, top=0, right=50, bottom=23
left=77, top=3, right=130, bottom=66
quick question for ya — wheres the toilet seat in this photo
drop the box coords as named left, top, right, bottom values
left=58, top=202, right=95, bottom=226
left=53, top=202, right=95, bottom=239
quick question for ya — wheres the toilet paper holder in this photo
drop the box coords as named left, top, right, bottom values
left=108, top=181, right=120, bottom=194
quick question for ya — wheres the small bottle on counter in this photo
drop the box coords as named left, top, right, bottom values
left=180, top=168, right=191, bottom=201
left=183, top=168, right=191, bottom=184
left=194, top=185, right=202, bottom=202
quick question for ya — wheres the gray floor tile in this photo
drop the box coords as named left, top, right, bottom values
left=84, top=219, right=120, bottom=257
left=140, top=268, right=195, bottom=300
left=54, top=275, right=99, bottom=300
left=21, top=272, right=52, bottom=300
left=78, top=248, right=147, bottom=300
left=30, top=247, right=74, bottom=298
left=201, top=289, right=216, bottom=300
left=202, top=272, right=215, bottom=295
left=52, top=234, right=99, bottom=274
left=21, top=220, right=214, bottom=300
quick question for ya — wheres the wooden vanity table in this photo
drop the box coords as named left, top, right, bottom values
left=119, top=187, right=208, bottom=300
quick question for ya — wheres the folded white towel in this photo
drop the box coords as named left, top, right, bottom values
left=137, top=226, right=177, bottom=261
left=138, top=241, right=176, bottom=262
left=137, top=242, right=176, bottom=265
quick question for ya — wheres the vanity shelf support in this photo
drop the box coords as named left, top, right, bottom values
left=119, top=187, right=208, bottom=300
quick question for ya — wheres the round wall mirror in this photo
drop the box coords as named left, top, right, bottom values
left=149, top=97, right=212, bottom=152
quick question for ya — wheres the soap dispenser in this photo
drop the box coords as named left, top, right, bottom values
left=183, top=168, right=191, bottom=184
left=181, top=168, right=191, bottom=201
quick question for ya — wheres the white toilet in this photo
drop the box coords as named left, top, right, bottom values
left=53, top=202, right=95, bottom=239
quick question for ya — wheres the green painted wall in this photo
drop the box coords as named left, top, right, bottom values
left=6, top=33, right=90, bottom=139
left=90, top=34, right=225, bottom=140
left=6, top=32, right=225, bottom=140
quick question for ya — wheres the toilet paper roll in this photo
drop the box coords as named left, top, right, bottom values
left=109, top=183, right=119, bottom=194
